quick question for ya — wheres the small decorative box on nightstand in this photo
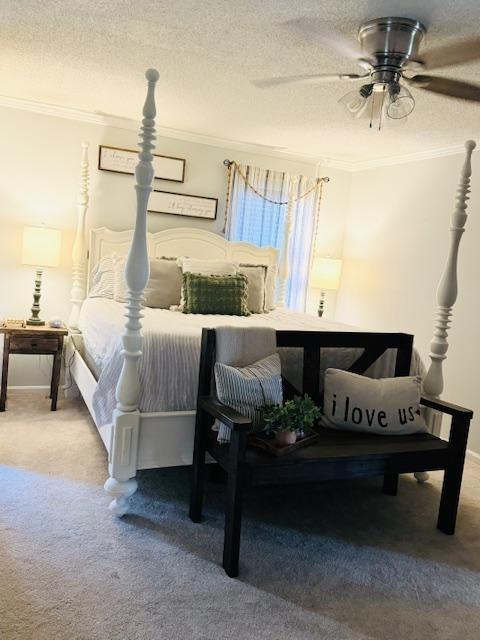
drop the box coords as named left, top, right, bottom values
left=0, top=323, right=68, bottom=411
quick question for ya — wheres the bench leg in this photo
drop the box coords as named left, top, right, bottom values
left=189, top=409, right=208, bottom=523
left=223, top=430, right=246, bottom=578
left=437, top=414, right=470, bottom=535
left=383, top=473, right=399, bottom=496
left=438, top=464, right=464, bottom=535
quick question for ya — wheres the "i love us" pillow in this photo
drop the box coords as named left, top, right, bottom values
left=322, top=368, right=427, bottom=436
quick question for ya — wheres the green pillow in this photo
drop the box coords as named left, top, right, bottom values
left=182, top=272, right=251, bottom=316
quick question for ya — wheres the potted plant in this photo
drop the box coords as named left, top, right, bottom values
left=262, top=394, right=322, bottom=447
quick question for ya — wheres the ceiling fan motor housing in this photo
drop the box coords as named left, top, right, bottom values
left=359, top=17, right=426, bottom=85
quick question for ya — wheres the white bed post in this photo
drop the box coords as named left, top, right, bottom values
left=69, top=141, right=90, bottom=330
left=416, top=139, right=476, bottom=486
left=104, top=69, right=159, bottom=516
left=423, top=140, right=475, bottom=403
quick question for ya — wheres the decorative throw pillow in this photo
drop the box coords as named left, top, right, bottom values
left=88, top=256, right=115, bottom=299
left=144, top=258, right=183, bottom=308
left=113, top=257, right=128, bottom=302
left=238, top=265, right=266, bottom=314
left=182, top=272, right=250, bottom=316
left=178, top=257, right=238, bottom=276
left=265, top=264, right=277, bottom=310
left=322, top=368, right=427, bottom=435
left=215, top=352, right=283, bottom=442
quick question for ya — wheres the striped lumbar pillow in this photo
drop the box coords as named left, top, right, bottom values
left=182, top=272, right=250, bottom=316
left=88, top=256, right=116, bottom=299
left=214, top=352, right=283, bottom=443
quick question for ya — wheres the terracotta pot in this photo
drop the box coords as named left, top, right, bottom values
left=275, top=430, right=297, bottom=447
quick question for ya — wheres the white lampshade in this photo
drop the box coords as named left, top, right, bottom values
left=310, top=257, right=342, bottom=290
left=22, top=226, right=62, bottom=268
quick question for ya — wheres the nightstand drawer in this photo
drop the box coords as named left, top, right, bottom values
left=9, top=335, right=59, bottom=354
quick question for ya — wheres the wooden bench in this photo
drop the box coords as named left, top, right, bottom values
left=189, top=329, right=473, bottom=577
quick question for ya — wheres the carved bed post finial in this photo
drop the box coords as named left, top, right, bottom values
left=423, top=140, right=476, bottom=403
left=69, top=141, right=90, bottom=330
left=104, top=69, right=159, bottom=516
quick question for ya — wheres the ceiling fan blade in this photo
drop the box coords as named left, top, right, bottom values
left=282, top=17, right=374, bottom=67
left=406, top=74, right=480, bottom=102
left=253, top=73, right=369, bottom=89
left=416, top=37, right=480, bottom=70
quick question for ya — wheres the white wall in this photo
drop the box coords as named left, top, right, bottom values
left=1, top=105, right=341, bottom=385
left=2, top=104, right=476, bottom=453
left=336, top=153, right=480, bottom=453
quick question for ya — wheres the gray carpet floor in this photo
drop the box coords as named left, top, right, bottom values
left=1, top=390, right=479, bottom=640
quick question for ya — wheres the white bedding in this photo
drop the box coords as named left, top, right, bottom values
left=78, top=298, right=425, bottom=428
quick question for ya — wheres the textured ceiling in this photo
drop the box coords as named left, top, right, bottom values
left=2, top=0, right=480, bottom=162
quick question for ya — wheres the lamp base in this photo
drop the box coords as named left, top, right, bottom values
left=318, top=290, right=326, bottom=317
left=26, top=317, right=45, bottom=326
left=27, top=269, right=44, bottom=326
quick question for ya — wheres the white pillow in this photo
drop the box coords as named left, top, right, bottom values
left=322, top=368, right=427, bottom=436
left=178, top=257, right=238, bottom=276
left=88, top=256, right=115, bottom=299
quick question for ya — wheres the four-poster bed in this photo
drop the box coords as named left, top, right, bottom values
left=67, top=69, right=476, bottom=515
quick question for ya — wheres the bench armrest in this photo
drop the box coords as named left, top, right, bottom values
left=420, top=395, right=473, bottom=419
left=198, top=396, right=253, bottom=433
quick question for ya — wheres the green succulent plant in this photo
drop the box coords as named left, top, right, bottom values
left=262, top=394, right=322, bottom=434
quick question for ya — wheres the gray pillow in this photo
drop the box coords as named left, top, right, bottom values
left=144, top=258, right=183, bottom=308
left=265, top=264, right=277, bottom=310
left=238, top=265, right=266, bottom=314
left=322, top=368, right=427, bottom=435
left=214, top=352, right=283, bottom=442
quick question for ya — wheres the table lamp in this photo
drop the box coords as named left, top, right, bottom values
left=310, top=257, right=342, bottom=317
left=22, top=226, right=62, bottom=326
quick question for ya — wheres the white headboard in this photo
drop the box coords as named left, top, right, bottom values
left=88, top=227, right=278, bottom=287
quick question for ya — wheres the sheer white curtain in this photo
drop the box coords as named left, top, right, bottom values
left=225, top=164, right=322, bottom=311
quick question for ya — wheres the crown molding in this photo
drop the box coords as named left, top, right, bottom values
left=0, top=94, right=323, bottom=166
left=347, top=144, right=468, bottom=171
left=317, top=157, right=356, bottom=171
left=0, top=93, right=470, bottom=172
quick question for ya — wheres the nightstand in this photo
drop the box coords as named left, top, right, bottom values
left=0, top=324, right=68, bottom=411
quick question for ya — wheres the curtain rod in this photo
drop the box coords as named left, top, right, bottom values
left=223, top=159, right=329, bottom=182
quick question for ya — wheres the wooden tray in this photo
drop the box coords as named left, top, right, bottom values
left=248, top=432, right=320, bottom=457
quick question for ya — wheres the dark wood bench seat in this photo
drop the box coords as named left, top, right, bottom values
left=205, top=414, right=449, bottom=485
left=190, top=330, right=473, bottom=577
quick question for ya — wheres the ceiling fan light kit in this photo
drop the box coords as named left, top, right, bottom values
left=256, top=16, right=480, bottom=129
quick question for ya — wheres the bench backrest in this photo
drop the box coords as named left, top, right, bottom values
left=198, top=329, right=414, bottom=405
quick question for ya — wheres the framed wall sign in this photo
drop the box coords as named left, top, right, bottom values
left=98, top=145, right=185, bottom=182
left=148, top=190, right=218, bottom=220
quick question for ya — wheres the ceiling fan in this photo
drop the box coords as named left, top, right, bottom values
left=253, top=17, right=480, bottom=129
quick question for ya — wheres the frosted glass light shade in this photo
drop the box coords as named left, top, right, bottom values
left=310, top=258, right=342, bottom=290
left=387, top=84, right=415, bottom=119
left=338, top=89, right=368, bottom=118
left=22, top=226, right=61, bottom=267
